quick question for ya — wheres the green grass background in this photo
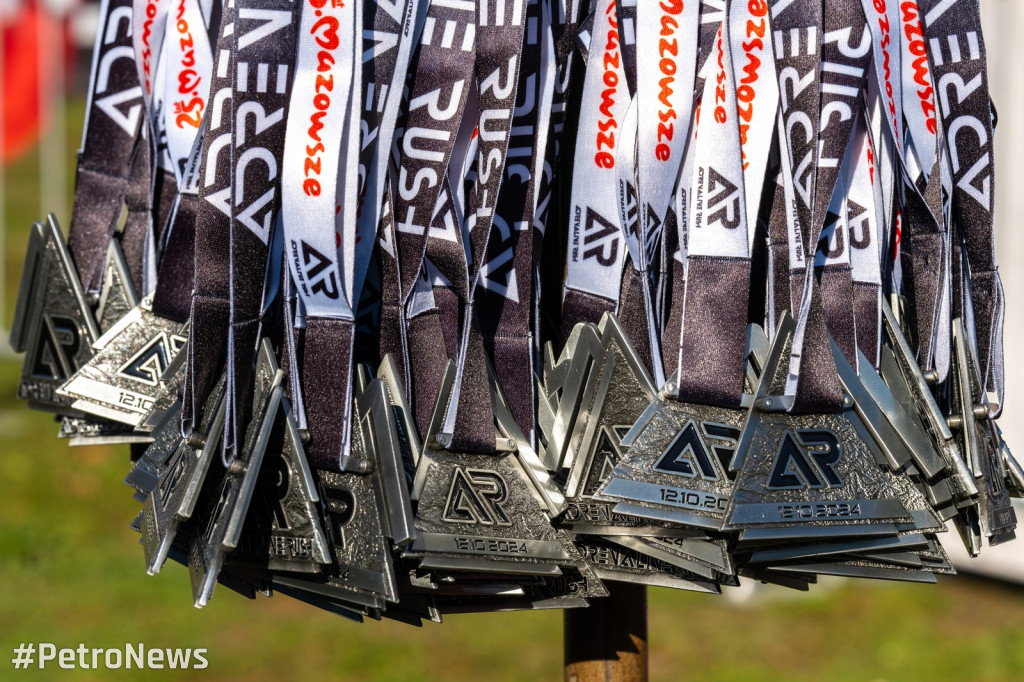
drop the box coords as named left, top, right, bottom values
left=2, top=102, right=1024, bottom=682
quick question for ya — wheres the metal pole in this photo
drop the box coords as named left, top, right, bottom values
left=563, top=582, right=648, bottom=682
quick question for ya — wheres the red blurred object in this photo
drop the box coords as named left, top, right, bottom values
left=2, top=1, right=68, bottom=165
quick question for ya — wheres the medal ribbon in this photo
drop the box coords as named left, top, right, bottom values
left=68, top=0, right=146, bottom=295
left=676, top=21, right=751, bottom=408
left=281, top=0, right=359, bottom=469
left=561, top=0, right=628, bottom=338
left=920, top=0, right=1003, bottom=414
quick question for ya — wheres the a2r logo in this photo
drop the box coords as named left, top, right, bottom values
left=583, top=208, right=619, bottom=266
left=118, top=332, right=187, bottom=386
left=767, top=429, right=843, bottom=489
left=654, top=420, right=740, bottom=481
left=32, top=314, right=82, bottom=380
left=443, top=467, right=511, bottom=526
left=706, top=168, right=740, bottom=230
left=300, top=241, right=340, bottom=299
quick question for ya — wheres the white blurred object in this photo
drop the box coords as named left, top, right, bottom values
left=41, top=0, right=78, bottom=17
left=68, top=1, right=98, bottom=49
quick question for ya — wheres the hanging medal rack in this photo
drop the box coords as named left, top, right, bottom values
left=9, top=0, right=1023, bottom=678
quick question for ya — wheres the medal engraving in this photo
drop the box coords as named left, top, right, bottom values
left=599, top=399, right=744, bottom=530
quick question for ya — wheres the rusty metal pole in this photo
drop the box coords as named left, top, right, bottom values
left=563, top=582, right=648, bottom=682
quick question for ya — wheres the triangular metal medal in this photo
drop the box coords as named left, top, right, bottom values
left=407, top=360, right=576, bottom=575
left=376, top=353, right=422, bottom=477
left=950, top=319, right=1017, bottom=545
left=262, top=358, right=421, bottom=610
left=421, top=537, right=609, bottom=611
left=724, top=315, right=937, bottom=542
left=140, top=375, right=226, bottom=575
left=573, top=536, right=721, bottom=592
left=12, top=215, right=99, bottom=415
left=853, top=345, right=959, bottom=520
left=95, top=238, right=139, bottom=333
left=273, top=566, right=442, bottom=624
left=746, top=530, right=932, bottom=564
left=878, top=299, right=977, bottom=507
left=488, top=358, right=566, bottom=517
left=298, top=463, right=400, bottom=603
left=295, top=360, right=418, bottom=605
left=619, top=535, right=735, bottom=583
left=269, top=581, right=367, bottom=623
left=767, top=557, right=938, bottom=583
left=433, top=565, right=607, bottom=612
left=353, top=359, right=417, bottom=547
left=59, top=297, right=187, bottom=427
left=189, top=339, right=284, bottom=606
left=538, top=316, right=680, bottom=537
left=597, top=325, right=770, bottom=531
left=831, top=336, right=962, bottom=524
left=125, top=401, right=185, bottom=499
left=173, top=529, right=275, bottom=602
left=556, top=315, right=657, bottom=502
left=59, top=414, right=154, bottom=446
left=53, top=239, right=146, bottom=444
left=227, top=393, right=332, bottom=573
left=537, top=314, right=729, bottom=587
left=274, top=356, right=426, bottom=607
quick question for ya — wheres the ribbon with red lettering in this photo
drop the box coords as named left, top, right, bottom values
left=281, top=0, right=359, bottom=469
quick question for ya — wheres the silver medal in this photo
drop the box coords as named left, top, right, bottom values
left=94, top=238, right=139, bottom=333
left=125, top=402, right=185, bottom=498
left=407, top=360, right=576, bottom=575
left=879, top=299, right=977, bottom=507
left=140, top=374, right=227, bottom=575
left=597, top=325, right=769, bottom=532
left=724, top=316, right=941, bottom=544
left=538, top=314, right=728, bottom=587
left=189, top=339, right=285, bottom=607
left=12, top=216, right=99, bottom=415
left=950, top=319, right=1017, bottom=546
left=59, top=415, right=154, bottom=446
left=539, top=316, right=675, bottom=537
left=58, top=297, right=187, bottom=427
left=228, top=394, right=332, bottom=573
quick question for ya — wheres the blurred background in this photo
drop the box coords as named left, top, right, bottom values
left=1, top=1, right=1024, bottom=680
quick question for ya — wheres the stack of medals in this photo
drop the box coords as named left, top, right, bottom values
left=11, top=0, right=1024, bottom=622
